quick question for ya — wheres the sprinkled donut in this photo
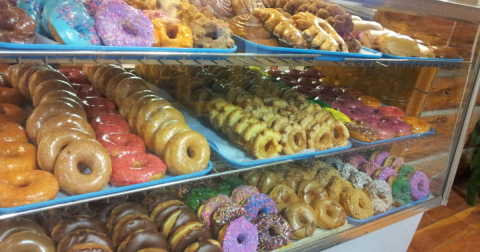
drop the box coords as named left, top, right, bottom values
left=94, top=0, right=155, bottom=46
left=323, top=156, right=344, bottom=169
left=407, top=171, right=429, bottom=200
left=359, top=160, right=381, bottom=177
left=200, top=195, right=231, bottom=226
left=17, top=0, right=47, bottom=34
left=382, top=156, right=404, bottom=168
left=242, top=193, right=278, bottom=221
left=41, top=0, right=82, bottom=36
left=348, top=171, right=372, bottom=189
left=253, top=213, right=292, bottom=250
left=391, top=175, right=411, bottom=205
left=364, top=180, right=392, bottom=214
left=231, top=185, right=259, bottom=204
left=211, top=202, right=246, bottom=237
left=370, top=151, right=390, bottom=165
left=49, top=3, right=102, bottom=45
left=218, top=217, right=258, bottom=252
left=315, top=167, right=341, bottom=187
left=394, top=165, right=415, bottom=176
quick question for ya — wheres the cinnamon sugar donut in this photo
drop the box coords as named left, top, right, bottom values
left=0, top=121, right=28, bottom=142
left=164, top=131, right=210, bottom=175
left=154, top=121, right=190, bottom=158
left=36, top=114, right=94, bottom=145
left=32, top=79, right=75, bottom=107
left=0, top=103, right=27, bottom=125
left=326, top=177, right=353, bottom=202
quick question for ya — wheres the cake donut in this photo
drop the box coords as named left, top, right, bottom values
left=407, top=171, right=429, bottom=200
left=0, top=103, right=27, bottom=125
left=315, top=167, right=341, bottom=187
left=97, top=132, right=146, bottom=156
left=199, top=195, right=231, bottom=226
left=253, top=213, right=292, bottom=250
left=217, top=217, right=258, bottom=252
left=348, top=171, right=372, bottom=189
left=364, top=180, right=392, bottom=214
left=283, top=201, right=316, bottom=240
left=184, top=239, right=222, bottom=252
left=36, top=114, right=94, bottom=145
left=49, top=3, right=102, bottom=46
left=94, top=0, right=155, bottom=46
left=242, top=193, right=278, bottom=221
left=392, top=176, right=411, bottom=205
left=164, top=130, right=210, bottom=175
left=0, top=231, right=55, bottom=252
left=0, top=170, right=59, bottom=207
left=326, top=177, right=353, bottom=202
left=168, top=222, right=211, bottom=252
left=152, top=18, right=193, bottom=48
left=268, top=185, right=299, bottom=212
left=341, top=189, right=374, bottom=219
left=0, top=87, right=22, bottom=105
left=110, top=153, right=167, bottom=186
left=54, top=139, right=111, bottom=195
left=0, top=121, right=27, bottom=143
left=311, top=197, right=346, bottom=229
left=231, top=185, right=260, bottom=204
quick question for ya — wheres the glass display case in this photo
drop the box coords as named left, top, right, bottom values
left=0, top=0, right=479, bottom=250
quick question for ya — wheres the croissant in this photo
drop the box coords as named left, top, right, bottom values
left=253, top=8, right=307, bottom=48
left=292, top=12, right=348, bottom=52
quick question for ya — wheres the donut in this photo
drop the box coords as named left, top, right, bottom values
left=40, top=207, right=93, bottom=235
left=107, top=202, right=149, bottom=231
left=18, top=65, right=52, bottom=101
left=40, top=97, right=87, bottom=120
left=81, top=97, right=116, bottom=118
left=379, top=106, right=405, bottom=118
left=115, top=77, right=150, bottom=108
left=110, top=153, right=166, bottom=187
left=382, top=156, right=404, bottom=168
left=105, top=72, right=136, bottom=102
left=230, top=185, right=258, bottom=204
left=341, top=189, right=374, bottom=219
left=119, top=90, right=155, bottom=118
left=164, top=130, right=210, bottom=175
left=326, top=177, right=353, bottom=202
left=0, top=170, right=59, bottom=207
left=359, top=160, right=381, bottom=177
left=311, top=197, right=346, bottom=229
left=372, top=167, right=397, bottom=181
left=284, top=169, right=313, bottom=192
left=91, top=113, right=129, bottom=137
left=0, top=87, right=22, bottom=105
left=152, top=18, right=193, bottom=48
left=394, top=165, right=415, bottom=176
left=50, top=215, right=109, bottom=243
left=210, top=202, right=247, bottom=237
left=216, top=176, right=245, bottom=196
left=0, top=103, right=27, bottom=125
left=32, top=79, right=75, bottom=107
left=374, top=126, right=396, bottom=140
left=345, top=123, right=378, bottom=142
left=257, top=171, right=285, bottom=194
left=54, top=139, right=111, bottom=195
left=128, top=96, right=160, bottom=135
left=364, top=180, right=393, bottom=214
left=98, top=68, right=126, bottom=95
left=82, top=65, right=102, bottom=84
left=250, top=128, right=283, bottom=159
left=136, top=98, right=172, bottom=136
left=253, top=213, right=292, bottom=250
left=57, top=229, right=114, bottom=252
left=242, top=170, right=263, bottom=188
left=39, top=90, right=82, bottom=107
left=71, top=83, right=101, bottom=98
left=348, top=171, right=372, bottom=189
left=324, top=156, right=344, bottom=169
left=184, top=239, right=222, bottom=252
left=200, top=195, right=231, bottom=226
left=26, top=100, right=86, bottom=144
left=338, top=163, right=357, bottom=180
left=37, top=128, right=95, bottom=172
left=150, top=200, right=184, bottom=229
left=315, top=167, right=341, bottom=187
left=403, top=116, right=431, bottom=134
left=267, top=185, right=298, bottom=212
left=142, top=189, right=178, bottom=213
left=297, top=181, right=328, bottom=205
left=97, top=133, right=146, bottom=156
left=0, top=231, right=55, bottom=252
left=36, top=114, right=94, bottom=145
left=160, top=205, right=197, bottom=238
left=218, top=217, right=258, bottom=252
left=66, top=243, right=113, bottom=252
left=0, top=121, right=27, bottom=142
left=407, top=171, right=429, bottom=200
left=58, top=69, right=88, bottom=84
left=91, top=197, right=127, bottom=223
left=9, top=64, right=39, bottom=90
left=93, top=65, right=121, bottom=90
left=183, top=188, right=218, bottom=213
left=358, top=95, right=382, bottom=108
left=168, top=222, right=211, bottom=252
left=379, top=116, right=412, bottom=137
left=283, top=201, right=316, bottom=240
left=242, top=193, right=277, bottom=221
left=386, top=175, right=398, bottom=188
left=0, top=218, right=46, bottom=244
left=370, top=151, right=390, bottom=164
left=28, top=69, right=69, bottom=98
left=111, top=213, right=157, bottom=246
left=49, top=3, right=102, bottom=46
left=95, top=0, right=155, bottom=47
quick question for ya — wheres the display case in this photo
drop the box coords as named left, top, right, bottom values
left=0, top=0, right=480, bottom=250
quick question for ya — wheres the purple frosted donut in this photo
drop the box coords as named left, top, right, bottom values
left=243, top=193, right=277, bottom=221
left=407, top=171, right=429, bottom=200
left=383, top=156, right=404, bottom=168
left=253, top=214, right=292, bottom=251
left=359, top=160, right=381, bottom=177
left=231, top=185, right=259, bottom=204
left=373, top=167, right=397, bottom=181
left=370, top=151, right=390, bottom=165
left=94, top=0, right=155, bottom=47
left=201, top=195, right=231, bottom=227
left=218, top=217, right=258, bottom=252
left=344, top=155, right=367, bottom=169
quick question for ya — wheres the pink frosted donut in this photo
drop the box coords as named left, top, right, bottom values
left=343, top=100, right=364, bottom=109
left=373, top=126, right=396, bottom=140
left=362, top=106, right=384, bottom=119
left=91, top=113, right=130, bottom=136
left=379, top=106, right=405, bottom=118
left=82, top=96, right=116, bottom=118
left=340, top=107, right=364, bottom=122
left=231, top=185, right=259, bottom=204
left=201, top=195, right=231, bottom=226
left=97, top=132, right=146, bottom=156
left=379, top=116, right=412, bottom=137
left=336, top=94, right=357, bottom=102
left=359, top=160, right=381, bottom=177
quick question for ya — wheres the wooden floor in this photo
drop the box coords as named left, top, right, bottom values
left=407, top=174, right=480, bottom=252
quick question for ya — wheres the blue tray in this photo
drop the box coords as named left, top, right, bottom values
left=346, top=193, right=430, bottom=225
left=232, top=35, right=381, bottom=62
left=350, top=127, right=435, bottom=147
left=381, top=53, right=463, bottom=62
left=0, top=162, right=212, bottom=214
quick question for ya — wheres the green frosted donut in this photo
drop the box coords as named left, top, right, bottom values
left=394, top=165, right=415, bottom=176
left=392, top=176, right=411, bottom=205
left=183, top=187, right=218, bottom=212
left=217, top=176, right=245, bottom=196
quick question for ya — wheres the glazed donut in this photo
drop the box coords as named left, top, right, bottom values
left=117, top=229, right=168, bottom=252
left=252, top=213, right=292, bottom=250
left=0, top=218, right=46, bottom=243
left=98, top=68, right=125, bottom=95
left=28, top=69, right=69, bottom=99
left=93, top=65, right=121, bottom=90
left=39, top=90, right=82, bottom=106
left=326, top=177, right=354, bottom=202
left=26, top=100, right=86, bottom=144
left=153, top=121, right=190, bottom=158
left=217, top=217, right=258, bottom=252
left=110, top=153, right=167, bottom=186
left=119, top=90, right=155, bottom=118
left=358, top=96, right=382, bottom=108
left=36, top=114, right=94, bottom=145
left=0, top=142, right=37, bottom=172
left=57, top=229, right=114, bottom=252
left=0, top=170, right=59, bottom=207
left=97, top=132, right=146, bottom=157
left=257, top=170, right=285, bottom=194
left=127, top=95, right=160, bottom=133
left=41, top=97, right=87, bottom=120
left=83, top=65, right=103, bottom=84
left=0, top=121, right=27, bottom=142
left=268, top=185, right=299, bottom=212
left=18, top=65, right=52, bottom=100
left=311, top=197, right=346, bottom=229
left=136, top=98, right=172, bottom=136
left=152, top=18, right=193, bottom=48
left=10, top=64, right=42, bottom=90
left=364, top=180, right=393, bottom=214
left=331, top=122, right=350, bottom=147
left=81, top=97, right=116, bottom=118
left=283, top=201, right=316, bottom=240
left=0, top=231, right=55, bottom=252
left=403, top=116, right=431, bottom=134
left=142, top=107, right=185, bottom=148
left=168, top=222, right=211, bottom=252
left=0, top=87, right=22, bottom=105
left=184, top=239, right=221, bottom=252
left=297, top=181, right=328, bottom=204
left=164, top=130, right=210, bottom=175
left=115, top=77, right=150, bottom=107
left=341, top=189, right=374, bottom=219
left=32, top=79, right=75, bottom=107
left=105, top=72, right=136, bottom=102
left=307, top=123, right=333, bottom=150
left=72, top=83, right=101, bottom=98
left=58, top=68, right=87, bottom=84
left=107, top=202, right=149, bottom=232
left=66, top=243, right=113, bottom=252
left=111, top=213, right=157, bottom=246
left=38, top=128, right=95, bottom=172
left=285, top=168, right=314, bottom=192
left=50, top=215, right=109, bottom=243
left=54, top=139, right=111, bottom=195
left=0, top=103, right=27, bottom=125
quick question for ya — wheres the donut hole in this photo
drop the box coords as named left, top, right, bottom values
left=269, top=225, right=282, bottom=237
left=294, top=133, right=303, bottom=146
left=264, top=140, right=276, bottom=154
left=236, top=234, right=246, bottom=244
left=166, top=24, right=179, bottom=39
left=78, top=162, right=91, bottom=174
left=121, top=22, right=138, bottom=36
left=187, top=147, right=195, bottom=159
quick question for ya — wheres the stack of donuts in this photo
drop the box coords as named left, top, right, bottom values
left=0, top=65, right=60, bottom=208
left=3, top=63, right=113, bottom=197
left=0, top=218, right=55, bottom=251
left=82, top=64, right=210, bottom=176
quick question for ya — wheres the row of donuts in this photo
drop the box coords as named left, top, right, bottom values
left=82, top=64, right=211, bottom=175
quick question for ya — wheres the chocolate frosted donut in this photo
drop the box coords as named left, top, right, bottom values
left=0, top=231, right=55, bottom=252
left=160, top=205, right=197, bottom=238
left=107, top=202, right=148, bottom=232
left=66, top=243, right=113, bottom=252
left=112, top=214, right=157, bottom=246
left=40, top=207, right=93, bottom=235
left=91, top=198, right=127, bottom=223
left=117, top=229, right=168, bottom=252
left=150, top=200, right=185, bottom=230
left=50, top=215, right=108, bottom=243
left=184, top=238, right=222, bottom=252
left=168, top=222, right=211, bottom=252
left=0, top=218, right=46, bottom=243
left=57, top=229, right=114, bottom=252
